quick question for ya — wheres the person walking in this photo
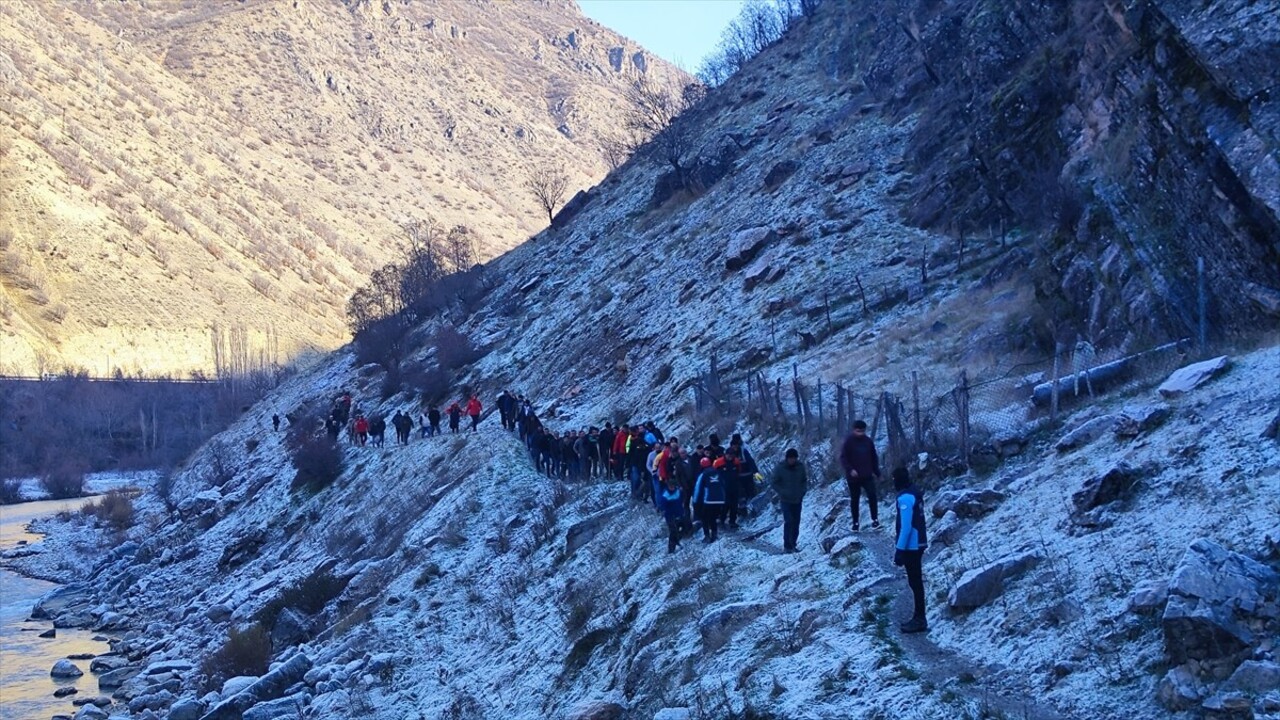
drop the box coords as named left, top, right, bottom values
left=892, top=467, right=929, bottom=633
left=770, top=448, right=808, bottom=553
left=841, top=420, right=881, bottom=531
left=661, top=477, right=686, bottom=553
left=447, top=402, right=462, bottom=434
left=428, top=406, right=441, bottom=437
left=353, top=415, right=369, bottom=447
left=466, top=395, right=483, bottom=432
left=693, top=458, right=727, bottom=543
left=272, top=414, right=281, bottom=432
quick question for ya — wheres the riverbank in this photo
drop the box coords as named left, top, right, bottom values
left=0, top=497, right=114, bottom=720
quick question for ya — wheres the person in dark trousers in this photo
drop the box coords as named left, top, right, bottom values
left=841, top=420, right=881, bottom=531
left=599, top=423, right=615, bottom=479
left=272, top=414, right=280, bottom=431
left=447, top=403, right=462, bottom=434
left=892, top=467, right=928, bottom=633
left=466, top=396, right=482, bottom=432
left=694, top=458, right=727, bottom=542
left=428, top=406, right=441, bottom=437
left=370, top=416, right=387, bottom=447
left=661, top=477, right=686, bottom=553
left=770, top=448, right=808, bottom=553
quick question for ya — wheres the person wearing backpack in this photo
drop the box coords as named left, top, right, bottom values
left=770, top=448, right=808, bottom=553
left=694, top=458, right=728, bottom=542
left=892, top=466, right=929, bottom=633
left=466, top=395, right=482, bottom=432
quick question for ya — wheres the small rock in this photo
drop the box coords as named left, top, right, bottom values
left=366, top=653, right=395, bottom=674
left=1072, top=463, right=1144, bottom=513
left=725, top=227, right=776, bottom=272
left=1113, top=403, right=1172, bottom=437
left=1056, top=415, right=1119, bottom=452
left=128, top=689, right=174, bottom=713
left=1128, top=581, right=1169, bottom=614
left=145, top=660, right=194, bottom=676
left=307, top=690, right=350, bottom=716
left=1158, top=356, right=1230, bottom=398
left=241, top=694, right=306, bottom=720
left=269, top=607, right=311, bottom=649
left=1201, top=691, right=1253, bottom=718
left=40, top=628, right=57, bottom=638
left=930, top=510, right=967, bottom=547
left=97, top=664, right=140, bottom=691
left=54, top=686, right=78, bottom=697
left=1224, top=659, right=1280, bottom=694
left=89, top=655, right=129, bottom=673
left=698, top=602, right=768, bottom=640
left=653, top=709, right=692, bottom=720
left=1157, top=665, right=1205, bottom=710
left=51, top=659, right=84, bottom=678
left=827, top=536, right=861, bottom=557
left=1244, top=282, right=1280, bottom=317
left=948, top=551, right=1041, bottom=611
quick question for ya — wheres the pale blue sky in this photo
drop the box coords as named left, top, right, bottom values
left=578, top=0, right=745, bottom=71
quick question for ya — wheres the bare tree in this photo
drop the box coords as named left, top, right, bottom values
left=445, top=224, right=476, bottom=271
left=623, top=76, right=706, bottom=191
left=525, top=165, right=571, bottom=224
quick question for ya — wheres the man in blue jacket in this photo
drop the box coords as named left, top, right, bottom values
left=892, top=467, right=928, bottom=633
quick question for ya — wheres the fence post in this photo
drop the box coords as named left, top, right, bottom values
left=1050, top=342, right=1062, bottom=423
left=870, top=392, right=885, bottom=447
left=792, top=365, right=804, bottom=427
left=855, top=276, right=868, bottom=315
left=911, top=371, right=922, bottom=449
left=836, top=382, right=844, bottom=437
left=816, top=380, right=825, bottom=436
left=823, top=291, right=833, bottom=335
left=1197, top=256, right=1207, bottom=355
left=955, top=370, right=971, bottom=465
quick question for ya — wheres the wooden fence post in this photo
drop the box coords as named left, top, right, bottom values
left=953, top=371, right=970, bottom=465
left=1197, top=256, right=1207, bottom=355
left=836, top=382, right=845, bottom=437
left=816, top=380, right=825, bottom=437
left=792, top=365, right=804, bottom=427
left=1050, top=342, right=1062, bottom=423
left=911, top=371, right=922, bottom=449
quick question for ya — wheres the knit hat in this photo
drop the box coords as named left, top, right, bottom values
left=785, top=448, right=799, bottom=459
left=700, top=458, right=712, bottom=468
left=713, top=457, right=726, bottom=469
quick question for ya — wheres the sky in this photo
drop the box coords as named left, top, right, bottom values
left=577, top=0, right=745, bottom=71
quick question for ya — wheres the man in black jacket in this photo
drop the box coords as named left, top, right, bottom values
left=840, top=420, right=880, bottom=531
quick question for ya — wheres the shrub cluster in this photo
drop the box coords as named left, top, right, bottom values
left=200, top=623, right=271, bottom=692
left=41, top=464, right=84, bottom=499
left=81, top=490, right=135, bottom=532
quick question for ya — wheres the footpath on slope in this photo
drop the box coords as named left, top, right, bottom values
left=499, top=418, right=1072, bottom=719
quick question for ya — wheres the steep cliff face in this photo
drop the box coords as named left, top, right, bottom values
left=891, top=0, right=1280, bottom=348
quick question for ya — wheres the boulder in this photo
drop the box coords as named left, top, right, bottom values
left=220, top=676, right=259, bottom=698
left=168, top=698, right=204, bottom=720
left=1162, top=538, right=1280, bottom=665
left=930, top=489, right=1005, bottom=519
left=743, top=264, right=771, bottom=293
left=653, top=710, right=692, bottom=720
left=205, top=605, right=233, bottom=623
left=241, top=695, right=306, bottom=720
left=1157, top=664, right=1206, bottom=710
left=52, top=659, right=85, bottom=678
left=269, top=608, right=312, bottom=649
left=40, top=628, right=57, bottom=638
left=74, top=706, right=109, bottom=720
left=33, top=584, right=94, bottom=622
left=1128, top=581, right=1169, bottom=614
left=1225, top=660, right=1280, bottom=694
left=54, top=686, right=78, bottom=698
left=725, top=228, right=776, bottom=272
left=98, top=665, right=141, bottom=691
left=1055, top=415, right=1119, bottom=452
left=930, top=510, right=967, bottom=547
left=199, top=654, right=311, bottom=720
left=567, top=700, right=625, bottom=720
left=565, top=504, right=627, bottom=555
left=90, top=655, right=130, bottom=673
left=1071, top=464, right=1143, bottom=513
left=128, top=689, right=175, bottom=713
left=1158, top=356, right=1230, bottom=398
left=947, top=551, right=1041, bottom=611
left=762, top=160, right=799, bottom=192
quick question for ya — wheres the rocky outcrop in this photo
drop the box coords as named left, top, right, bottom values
left=1162, top=539, right=1279, bottom=668
left=724, top=228, right=775, bottom=272
left=930, top=489, right=1005, bottom=520
left=565, top=503, right=628, bottom=555
left=198, top=654, right=312, bottom=720
left=1055, top=415, right=1118, bottom=453
left=1071, top=463, right=1145, bottom=514
left=568, top=700, right=626, bottom=720
left=1113, top=403, right=1172, bottom=438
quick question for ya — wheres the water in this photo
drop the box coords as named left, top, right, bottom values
left=0, top=499, right=111, bottom=720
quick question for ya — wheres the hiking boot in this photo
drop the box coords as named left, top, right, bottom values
left=871, top=520, right=882, bottom=530
left=702, top=536, right=714, bottom=544
left=900, top=617, right=928, bottom=634
left=851, top=523, right=860, bottom=533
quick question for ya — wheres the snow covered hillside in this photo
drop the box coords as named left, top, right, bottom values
left=12, top=1, right=1280, bottom=719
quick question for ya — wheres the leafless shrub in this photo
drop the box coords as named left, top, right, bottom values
left=525, top=164, right=570, bottom=223
left=41, top=462, right=85, bottom=499
left=81, top=490, right=135, bottom=532
left=200, top=623, right=271, bottom=693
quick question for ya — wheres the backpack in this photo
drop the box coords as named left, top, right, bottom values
left=700, top=472, right=726, bottom=505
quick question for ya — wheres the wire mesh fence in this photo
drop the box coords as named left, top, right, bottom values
left=691, top=336, right=1197, bottom=473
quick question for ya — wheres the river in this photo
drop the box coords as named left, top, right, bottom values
left=0, top=498, right=111, bottom=720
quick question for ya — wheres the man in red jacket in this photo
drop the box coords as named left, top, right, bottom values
left=466, top=395, right=482, bottom=432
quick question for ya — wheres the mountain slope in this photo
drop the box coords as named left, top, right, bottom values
left=0, top=0, right=682, bottom=375
left=13, top=2, right=1280, bottom=720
